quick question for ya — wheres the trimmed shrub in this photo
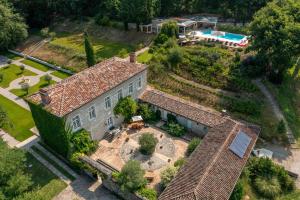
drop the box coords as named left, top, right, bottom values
left=164, top=122, right=185, bottom=137
left=138, top=188, right=157, bottom=200
left=174, top=157, right=186, bottom=168
left=254, top=177, right=281, bottom=199
left=160, top=166, right=178, bottom=188
left=115, top=160, right=147, bottom=192
left=229, top=181, right=244, bottom=200
left=138, top=133, right=158, bottom=155
left=186, top=138, right=201, bottom=156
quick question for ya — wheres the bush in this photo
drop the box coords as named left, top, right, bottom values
left=154, top=34, right=169, bottom=46
left=44, top=74, right=52, bottom=84
left=97, top=16, right=111, bottom=26
left=137, top=188, right=157, bottom=200
left=186, top=138, right=201, bottom=156
left=164, top=122, right=185, bottom=137
left=138, top=104, right=159, bottom=123
left=0, top=73, right=3, bottom=82
left=174, top=157, right=186, bottom=168
left=70, top=129, right=97, bottom=155
left=160, top=166, right=178, bottom=188
left=254, top=177, right=281, bottom=199
left=114, top=96, right=138, bottom=122
left=40, top=27, right=50, bottom=37
left=229, top=181, right=244, bottom=200
left=167, top=113, right=177, bottom=123
left=115, top=160, right=147, bottom=192
left=118, top=48, right=128, bottom=58
left=277, top=120, right=286, bottom=134
left=139, top=133, right=158, bottom=155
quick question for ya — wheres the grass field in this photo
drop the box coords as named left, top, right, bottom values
left=0, top=95, right=34, bottom=141
left=137, top=50, right=152, bottom=63
left=20, top=19, right=153, bottom=72
left=25, top=152, right=67, bottom=199
left=0, top=64, right=36, bottom=88
left=264, top=66, right=300, bottom=145
left=21, top=59, right=50, bottom=72
left=51, top=70, right=71, bottom=79
left=10, top=76, right=56, bottom=98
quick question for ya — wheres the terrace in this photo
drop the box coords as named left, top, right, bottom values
left=90, top=125, right=188, bottom=188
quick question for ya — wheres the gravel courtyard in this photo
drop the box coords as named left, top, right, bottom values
left=90, top=126, right=188, bottom=188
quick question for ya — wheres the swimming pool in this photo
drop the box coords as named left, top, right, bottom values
left=191, top=29, right=247, bottom=44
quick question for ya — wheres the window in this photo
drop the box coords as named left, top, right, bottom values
left=117, top=89, right=123, bottom=100
left=107, top=117, right=113, bottom=128
left=105, top=96, right=111, bottom=109
left=128, top=83, right=133, bottom=95
left=72, top=115, right=81, bottom=131
left=137, top=77, right=142, bottom=90
left=88, top=106, right=96, bottom=120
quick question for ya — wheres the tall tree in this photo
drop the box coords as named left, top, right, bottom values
left=84, top=32, right=96, bottom=67
left=0, top=0, right=27, bottom=49
left=249, top=0, right=300, bottom=83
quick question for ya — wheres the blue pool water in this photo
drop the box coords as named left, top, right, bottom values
left=201, top=29, right=246, bottom=42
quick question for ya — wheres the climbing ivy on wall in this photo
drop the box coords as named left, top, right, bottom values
left=27, top=101, right=70, bottom=157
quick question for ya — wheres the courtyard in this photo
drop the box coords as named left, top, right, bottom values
left=90, top=125, right=188, bottom=188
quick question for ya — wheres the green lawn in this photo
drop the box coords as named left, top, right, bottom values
left=0, top=64, right=36, bottom=88
left=31, top=146, right=76, bottom=181
left=50, top=32, right=135, bottom=59
left=137, top=50, right=152, bottom=63
left=25, top=152, right=67, bottom=199
left=10, top=76, right=56, bottom=98
left=21, top=59, right=50, bottom=72
left=51, top=70, right=71, bottom=79
left=0, top=95, right=35, bottom=141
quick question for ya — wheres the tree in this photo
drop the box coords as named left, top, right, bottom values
left=167, top=47, right=184, bottom=70
left=0, top=1, right=27, bottom=50
left=70, top=129, right=97, bottom=155
left=0, top=106, right=9, bottom=128
left=21, top=82, right=30, bottom=95
left=139, top=133, right=158, bottom=155
left=114, top=96, right=138, bottom=121
left=115, top=160, right=147, bottom=192
left=44, top=74, right=52, bottom=85
left=186, top=138, right=201, bottom=156
left=5, top=172, right=32, bottom=198
left=160, top=21, right=179, bottom=38
left=20, top=65, right=25, bottom=74
left=230, top=180, right=244, bottom=200
left=84, top=32, right=96, bottom=67
left=249, top=0, right=300, bottom=83
left=120, top=0, right=156, bottom=31
left=277, top=120, right=286, bottom=134
left=137, top=103, right=156, bottom=122
left=160, top=166, right=178, bottom=188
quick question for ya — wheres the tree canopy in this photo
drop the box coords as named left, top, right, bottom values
left=114, top=96, right=138, bottom=121
left=84, top=32, right=96, bottom=67
left=249, top=0, right=300, bottom=83
left=0, top=0, right=27, bottom=50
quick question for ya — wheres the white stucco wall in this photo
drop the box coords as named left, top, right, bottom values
left=65, top=69, right=147, bottom=140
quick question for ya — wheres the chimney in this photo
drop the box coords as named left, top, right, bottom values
left=39, top=89, right=51, bottom=105
left=129, top=52, right=136, bottom=63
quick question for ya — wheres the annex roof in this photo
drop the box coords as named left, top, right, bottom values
left=139, top=87, right=227, bottom=127
left=159, top=120, right=259, bottom=200
left=27, top=58, right=147, bottom=117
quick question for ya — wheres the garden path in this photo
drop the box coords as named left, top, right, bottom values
left=253, top=79, right=295, bottom=144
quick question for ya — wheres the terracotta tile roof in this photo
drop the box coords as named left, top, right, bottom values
left=159, top=120, right=259, bottom=200
left=27, top=58, right=147, bottom=117
left=139, top=87, right=227, bottom=127
left=138, top=88, right=260, bottom=200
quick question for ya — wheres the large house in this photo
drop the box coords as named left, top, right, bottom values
left=27, top=56, right=147, bottom=140
left=27, top=55, right=259, bottom=200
